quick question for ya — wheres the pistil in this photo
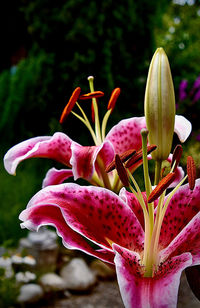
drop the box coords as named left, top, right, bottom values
left=88, top=76, right=102, bottom=145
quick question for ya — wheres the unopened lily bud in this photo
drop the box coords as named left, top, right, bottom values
left=144, top=48, right=175, bottom=161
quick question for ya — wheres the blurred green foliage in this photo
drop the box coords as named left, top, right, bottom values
left=1, top=1, right=200, bottom=246
left=1, top=0, right=169, bottom=147
left=155, top=1, right=200, bottom=96
left=0, top=154, right=54, bottom=245
left=0, top=267, right=19, bottom=307
left=0, top=52, right=55, bottom=144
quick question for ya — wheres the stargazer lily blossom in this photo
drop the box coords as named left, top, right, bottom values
left=18, top=150, right=200, bottom=308
left=4, top=76, right=191, bottom=193
left=3, top=48, right=199, bottom=308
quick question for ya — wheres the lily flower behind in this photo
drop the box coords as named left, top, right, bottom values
left=4, top=76, right=191, bottom=193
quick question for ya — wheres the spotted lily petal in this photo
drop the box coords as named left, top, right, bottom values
left=160, top=212, right=200, bottom=266
left=113, top=244, right=192, bottom=308
left=19, top=204, right=114, bottom=264
left=70, top=140, right=114, bottom=180
left=158, top=179, right=200, bottom=251
left=19, top=183, right=144, bottom=253
left=42, top=168, right=73, bottom=187
left=105, top=115, right=191, bottom=155
left=105, top=117, right=146, bottom=154
left=119, top=188, right=148, bottom=229
left=4, top=133, right=73, bottom=175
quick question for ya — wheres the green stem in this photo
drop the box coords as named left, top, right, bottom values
left=71, top=111, right=98, bottom=145
left=141, top=129, right=152, bottom=198
left=154, top=160, right=162, bottom=185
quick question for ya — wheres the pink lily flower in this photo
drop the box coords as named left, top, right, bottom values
left=4, top=49, right=199, bottom=307
left=18, top=168, right=200, bottom=307
left=4, top=77, right=191, bottom=193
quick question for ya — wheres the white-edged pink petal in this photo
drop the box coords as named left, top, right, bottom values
left=4, top=133, right=73, bottom=175
left=174, top=115, right=192, bottom=142
left=22, top=183, right=144, bottom=253
left=159, top=179, right=200, bottom=250
left=42, top=168, right=73, bottom=187
left=19, top=204, right=114, bottom=264
left=113, top=243, right=192, bottom=308
left=70, top=140, right=114, bottom=180
left=105, top=115, right=191, bottom=156
left=160, top=212, right=200, bottom=266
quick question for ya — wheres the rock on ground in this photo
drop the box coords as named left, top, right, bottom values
left=39, top=272, right=67, bottom=292
left=60, top=258, right=97, bottom=291
left=39, top=271, right=199, bottom=308
left=17, top=283, right=44, bottom=304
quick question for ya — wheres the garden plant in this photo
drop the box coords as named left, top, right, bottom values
left=4, top=48, right=200, bottom=308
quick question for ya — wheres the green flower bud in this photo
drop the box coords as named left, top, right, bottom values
left=144, top=48, right=175, bottom=161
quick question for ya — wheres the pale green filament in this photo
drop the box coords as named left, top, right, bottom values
left=96, top=156, right=112, bottom=190
left=101, top=109, right=112, bottom=140
left=88, top=76, right=102, bottom=145
left=71, top=110, right=98, bottom=145
left=144, top=175, right=187, bottom=277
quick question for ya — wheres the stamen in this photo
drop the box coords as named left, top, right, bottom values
left=125, top=145, right=157, bottom=168
left=107, top=88, right=121, bottom=112
left=171, top=144, right=183, bottom=170
left=115, top=154, right=129, bottom=187
left=148, top=172, right=176, bottom=203
left=79, top=91, right=104, bottom=100
left=91, top=102, right=95, bottom=123
left=187, top=156, right=196, bottom=190
left=105, top=149, right=136, bottom=173
left=59, top=87, right=81, bottom=124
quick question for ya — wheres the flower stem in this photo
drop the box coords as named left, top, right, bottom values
left=154, top=160, right=162, bottom=185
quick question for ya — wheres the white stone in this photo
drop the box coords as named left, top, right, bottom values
left=16, top=271, right=36, bottom=283
left=17, top=283, right=43, bottom=303
left=60, top=258, right=96, bottom=291
left=39, top=272, right=67, bottom=292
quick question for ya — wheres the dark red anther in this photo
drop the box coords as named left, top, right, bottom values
left=187, top=156, right=196, bottom=190
left=105, top=149, right=136, bottom=173
left=171, top=144, right=183, bottom=170
left=59, top=87, right=81, bottom=124
left=125, top=145, right=157, bottom=168
left=115, top=154, right=129, bottom=187
left=91, top=101, right=95, bottom=123
left=148, top=172, right=176, bottom=203
left=79, top=91, right=104, bottom=100
left=107, top=88, right=121, bottom=113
